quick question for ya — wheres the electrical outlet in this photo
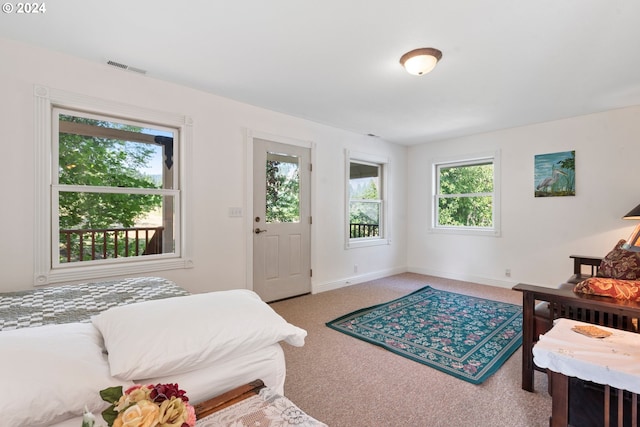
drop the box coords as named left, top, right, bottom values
left=505, top=268, right=511, bottom=277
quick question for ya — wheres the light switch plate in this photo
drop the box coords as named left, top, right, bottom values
left=228, top=207, right=243, bottom=217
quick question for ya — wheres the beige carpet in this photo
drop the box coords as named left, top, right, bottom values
left=270, top=273, right=552, bottom=427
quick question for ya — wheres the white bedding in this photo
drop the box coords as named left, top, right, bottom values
left=48, top=343, right=286, bottom=427
left=0, top=285, right=305, bottom=427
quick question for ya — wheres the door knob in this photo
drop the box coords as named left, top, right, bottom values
left=254, top=228, right=267, bottom=234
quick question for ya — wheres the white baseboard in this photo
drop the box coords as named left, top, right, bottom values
left=311, top=266, right=521, bottom=294
left=407, top=266, right=516, bottom=289
left=312, top=266, right=408, bottom=294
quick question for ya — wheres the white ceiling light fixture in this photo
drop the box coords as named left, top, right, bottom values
left=399, top=48, right=442, bottom=76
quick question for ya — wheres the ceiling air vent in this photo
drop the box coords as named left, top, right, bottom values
left=106, top=60, right=147, bottom=75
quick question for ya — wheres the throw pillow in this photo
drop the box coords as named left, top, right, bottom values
left=597, top=239, right=640, bottom=280
left=574, top=277, right=640, bottom=301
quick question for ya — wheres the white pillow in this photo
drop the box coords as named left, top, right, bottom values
left=92, top=289, right=307, bottom=380
left=0, top=322, right=132, bottom=427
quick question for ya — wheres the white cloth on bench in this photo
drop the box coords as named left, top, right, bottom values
left=533, top=318, right=640, bottom=393
left=196, top=387, right=327, bottom=427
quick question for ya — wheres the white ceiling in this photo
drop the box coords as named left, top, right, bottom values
left=2, top=0, right=640, bottom=145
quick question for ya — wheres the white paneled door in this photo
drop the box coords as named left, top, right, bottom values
left=253, top=138, right=310, bottom=302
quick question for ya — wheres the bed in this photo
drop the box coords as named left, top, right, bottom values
left=0, top=277, right=307, bottom=427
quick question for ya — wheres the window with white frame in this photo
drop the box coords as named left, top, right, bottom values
left=34, top=86, right=192, bottom=285
left=432, top=152, right=500, bottom=236
left=346, top=151, right=389, bottom=248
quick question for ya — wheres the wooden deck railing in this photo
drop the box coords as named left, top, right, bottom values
left=350, top=223, right=379, bottom=238
left=59, top=226, right=164, bottom=262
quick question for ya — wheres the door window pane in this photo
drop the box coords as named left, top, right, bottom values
left=266, top=152, right=300, bottom=223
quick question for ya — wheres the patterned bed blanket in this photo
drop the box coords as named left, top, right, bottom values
left=0, top=277, right=189, bottom=331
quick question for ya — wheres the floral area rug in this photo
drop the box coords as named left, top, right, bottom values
left=326, top=285, right=522, bottom=384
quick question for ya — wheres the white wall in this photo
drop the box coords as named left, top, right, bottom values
left=4, top=35, right=637, bottom=295
left=0, top=37, right=407, bottom=293
left=407, top=106, right=640, bottom=288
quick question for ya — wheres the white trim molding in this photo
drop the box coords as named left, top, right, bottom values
left=33, top=85, right=193, bottom=285
left=345, top=149, right=391, bottom=249
left=429, top=149, right=501, bottom=237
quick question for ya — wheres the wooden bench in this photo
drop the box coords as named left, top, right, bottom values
left=193, top=379, right=326, bottom=426
left=513, top=282, right=640, bottom=393
left=534, top=319, right=640, bottom=427
left=194, top=379, right=266, bottom=419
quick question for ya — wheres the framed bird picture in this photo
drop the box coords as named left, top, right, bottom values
left=534, top=150, right=575, bottom=197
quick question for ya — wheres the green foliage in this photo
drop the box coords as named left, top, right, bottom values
left=557, top=153, right=575, bottom=171
left=266, top=160, right=300, bottom=223
left=59, top=115, right=161, bottom=230
left=438, top=196, right=493, bottom=227
left=348, top=177, right=381, bottom=238
left=439, top=163, right=493, bottom=194
left=349, top=179, right=380, bottom=228
left=58, top=115, right=162, bottom=262
left=99, top=385, right=123, bottom=426
left=556, top=151, right=576, bottom=193
left=356, top=179, right=379, bottom=200
left=437, top=163, right=493, bottom=227
left=349, top=200, right=380, bottom=225
left=349, top=206, right=380, bottom=238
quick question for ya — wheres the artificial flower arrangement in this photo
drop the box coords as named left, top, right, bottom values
left=83, top=383, right=196, bottom=427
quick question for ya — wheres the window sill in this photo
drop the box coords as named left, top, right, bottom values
left=35, top=258, right=193, bottom=286
left=429, top=226, right=501, bottom=237
left=346, top=238, right=390, bottom=249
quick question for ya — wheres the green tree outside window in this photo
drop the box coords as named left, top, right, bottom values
left=58, top=114, right=164, bottom=262
left=436, top=162, right=494, bottom=228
